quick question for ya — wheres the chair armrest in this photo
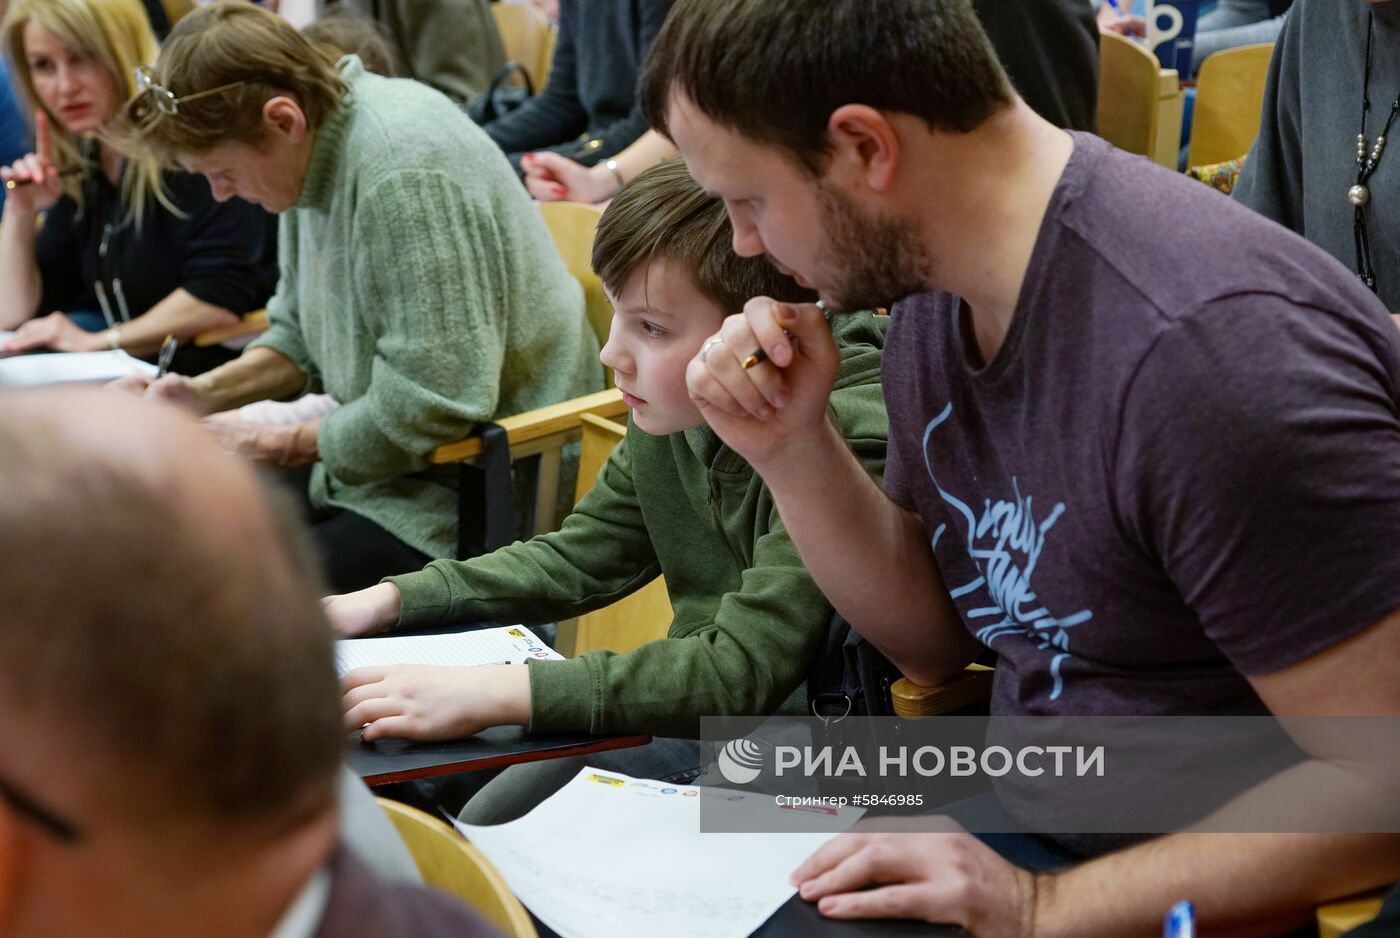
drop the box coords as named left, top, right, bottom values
left=1317, top=890, right=1386, bottom=938
left=193, top=309, right=269, bottom=347
left=891, top=664, right=995, bottom=717
left=430, top=388, right=627, bottom=465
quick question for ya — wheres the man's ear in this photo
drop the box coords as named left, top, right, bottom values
left=825, top=104, right=900, bottom=193
left=261, top=96, right=308, bottom=144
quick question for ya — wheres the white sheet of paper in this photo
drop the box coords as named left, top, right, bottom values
left=335, top=625, right=562, bottom=677
left=456, top=768, right=865, bottom=938
left=0, top=349, right=157, bottom=387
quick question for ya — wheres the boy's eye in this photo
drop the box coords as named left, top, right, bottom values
left=640, top=320, right=665, bottom=338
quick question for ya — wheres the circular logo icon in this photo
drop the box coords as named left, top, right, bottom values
left=716, top=737, right=765, bottom=785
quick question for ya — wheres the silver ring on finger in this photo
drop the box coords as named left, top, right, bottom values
left=700, top=336, right=725, bottom=365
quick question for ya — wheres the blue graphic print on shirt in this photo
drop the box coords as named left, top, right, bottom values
left=921, top=402, right=1091, bottom=700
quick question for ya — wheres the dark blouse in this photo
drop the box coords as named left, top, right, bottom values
left=34, top=157, right=278, bottom=373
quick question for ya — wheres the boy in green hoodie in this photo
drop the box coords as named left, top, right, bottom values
left=327, top=158, right=888, bottom=821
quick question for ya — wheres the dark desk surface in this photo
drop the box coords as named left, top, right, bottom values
left=753, top=895, right=968, bottom=937
left=347, top=726, right=652, bottom=786
left=531, top=895, right=967, bottom=937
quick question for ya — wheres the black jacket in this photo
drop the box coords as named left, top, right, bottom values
left=482, top=0, right=673, bottom=170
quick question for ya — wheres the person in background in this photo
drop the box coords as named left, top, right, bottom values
left=0, top=43, right=27, bottom=207
left=301, top=6, right=396, bottom=76
left=325, top=158, right=890, bottom=825
left=1233, top=0, right=1399, bottom=311
left=116, top=3, right=600, bottom=592
left=1098, top=0, right=1293, bottom=75
left=481, top=0, right=672, bottom=175
left=318, top=0, right=502, bottom=104
left=0, top=0, right=276, bottom=373
left=522, top=0, right=1097, bottom=203
left=0, top=387, right=495, bottom=938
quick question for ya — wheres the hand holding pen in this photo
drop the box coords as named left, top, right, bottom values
left=685, top=297, right=842, bottom=472
left=0, top=112, right=74, bottom=216
left=154, top=335, right=178, bottom=378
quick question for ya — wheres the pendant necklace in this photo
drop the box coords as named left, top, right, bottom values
left=1350, top=10, right=1400, bottom=293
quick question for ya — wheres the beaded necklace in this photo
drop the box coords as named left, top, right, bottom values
left=1349, top=10, right=1400, bottom=293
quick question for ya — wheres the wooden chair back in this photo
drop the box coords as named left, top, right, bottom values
left=1098, top=30, right=1186, bottom=169
left=162, top=0, right=194, bottom=27
left=538, top=201, right=614, bottom=384
left=376, top=798, right=538, bottom=938
left=555, top=412, right=672, bottom=657
left=1187, top=43, right=1275, bottom=168
left=538, top=25, right=558, bottom=88
left=490, top=3, right=552, bottom=88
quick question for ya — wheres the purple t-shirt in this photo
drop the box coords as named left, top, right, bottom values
left=885, top=133, right=1400, bottom=718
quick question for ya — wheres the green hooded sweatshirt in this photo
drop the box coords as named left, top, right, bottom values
left=386, top=311, right=889, bottom=737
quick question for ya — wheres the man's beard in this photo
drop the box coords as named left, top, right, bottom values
left=815, top=182, right=933, bottom=311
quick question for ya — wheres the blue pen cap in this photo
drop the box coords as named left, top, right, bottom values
left=1164, top=900, right=1196, bottom=938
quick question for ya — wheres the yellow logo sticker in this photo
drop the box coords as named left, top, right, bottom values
left=586, top=774, right=625, bottom=787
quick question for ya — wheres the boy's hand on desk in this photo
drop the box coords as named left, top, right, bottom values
left=686, top=298, right=840, bottom=473
left=323, top=583, right=401, bottom=637
left=791, top=830, right=1038, bottom=936
left=341, top=664, right=532, bottom=742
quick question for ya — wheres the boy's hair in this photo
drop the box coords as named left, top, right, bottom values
left=593, top=157, right=816, bottom=312
left=638, top=0, right=1013, bottom=175
left=302, top=8, right=398, bottom=78
left=1, top=0, right=167, bottom=220
left=123, top=1, right=348, bottom=161
left=0, top=391, right=343, bottom=835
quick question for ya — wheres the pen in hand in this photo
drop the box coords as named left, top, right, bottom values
left=154, top=335, right=177, bottom=378
left=739, top=300, right=835, bottom=370
left=4, top=165, right=84, bottom=190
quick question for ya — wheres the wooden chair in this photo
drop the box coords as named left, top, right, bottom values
left=490, top=2, right=552, bottom=88
left=376, top=798, right=538, bottom=938
left=1097, top=31, right=1186, bottom=170
left=890, top=664, right=996, bottom=717
left=538, top=25, right=558, bottom=89
left=538, top=201, right=613, bottom=386
left=1317, top=890, right=1386, bottom=938
left=193, top=309, right=269, bottom=348
left=430, top=200, right=616, bottom=560
left=431, top=388, right=628, bottom=558
left=1186, top=43, right=1275, bottom=169
left=554, top=412, right=672, bottom=657
left=161, top=0, right=194, bottom=27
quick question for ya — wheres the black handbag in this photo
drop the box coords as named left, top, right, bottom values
left=467, top=60, right=535, bottom=125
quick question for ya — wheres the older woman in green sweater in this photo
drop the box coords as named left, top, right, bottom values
left=117, top=3, right=601, bottom=590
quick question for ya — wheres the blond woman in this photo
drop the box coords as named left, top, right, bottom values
left=0, top=0, right=276, bottom=372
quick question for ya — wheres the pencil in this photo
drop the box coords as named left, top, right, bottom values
left=739, top=300, right=832, bottom=369
left=4, top=165, right=84, bottom=190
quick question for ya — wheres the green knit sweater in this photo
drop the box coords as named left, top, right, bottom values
left=250, top=58, right=602, bottom=558
left=387, top=312, right=889, bottom=737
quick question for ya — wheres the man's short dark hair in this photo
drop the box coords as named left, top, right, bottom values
left=593, top=157, right=815, bottom=313
left=639, top=0, right=1014, bottom=174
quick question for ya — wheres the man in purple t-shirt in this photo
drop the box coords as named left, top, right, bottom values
left=640, top=0, right=1400, bottom=933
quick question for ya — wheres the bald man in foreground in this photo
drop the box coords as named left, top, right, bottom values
left=0, top=389, right=497, bottom=938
